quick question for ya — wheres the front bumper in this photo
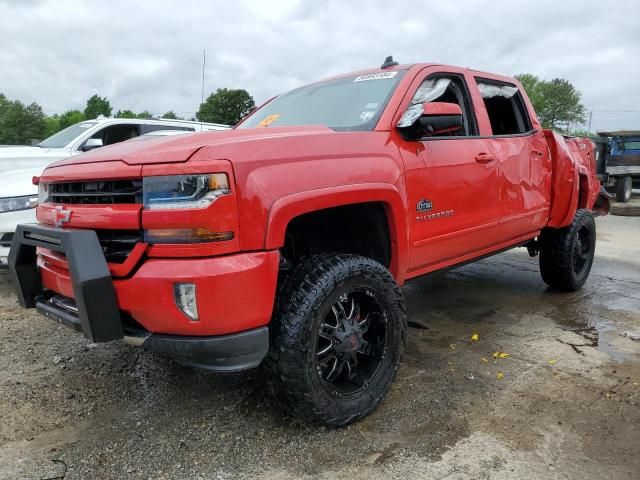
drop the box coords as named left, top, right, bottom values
left=0, top=208, right=37, bottom=267
left=8, top=223, right=276, bottom=371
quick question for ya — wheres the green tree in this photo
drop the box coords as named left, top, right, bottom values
left=161, top=110, right=180, bottom=119
left=84, top=94, right=112, bottom=119
left=136, top=110, right=153, bottom=119
left=196, top=88, right=255, bottom=125
left=537, top=78, right=586, bottom=131
left=514, top=74, right=585, bottom=132
left=115, top=109, right=136, bottom=118
left=514, top=73, right=544, bottom=112
left=0, top=93, right=9, bottom=118
left=44, top=114, right=61, bottom=138
left=58, top=109, right=85, bottom=129
left=0, top=99, right=47, bottom=144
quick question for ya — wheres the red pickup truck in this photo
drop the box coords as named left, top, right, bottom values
left=9, top=58, right=610, bottom=426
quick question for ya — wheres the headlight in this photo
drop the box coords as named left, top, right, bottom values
left=38, top=183, right=48, bottom=204
left=143, top=173, right=230, bottom=210
left=0, top=195, right=38, bottom=213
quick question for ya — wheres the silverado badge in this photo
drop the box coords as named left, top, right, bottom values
left=416, top=199, right=433, bottom=212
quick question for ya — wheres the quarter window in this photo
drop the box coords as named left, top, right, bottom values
left=476, top=79, right=532, bottom=135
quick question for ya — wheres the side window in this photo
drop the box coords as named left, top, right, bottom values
left=475, top=79, right=532, bottom=135
left=141, top=124, right=194, bottom=134
left=89, top=124, right=141, bottom=146
left=410, top=75, right=477, bottom=137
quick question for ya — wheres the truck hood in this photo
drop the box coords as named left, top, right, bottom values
left=46, top=126, right=335, bottom=168
left=0, top=165, right=44, bottom=197
left=0, top=145, right=72, bottom=164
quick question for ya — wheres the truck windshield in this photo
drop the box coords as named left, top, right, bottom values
left=237, top=71, right=405, bottom=131
left=38, top=122, right=97, bottom=148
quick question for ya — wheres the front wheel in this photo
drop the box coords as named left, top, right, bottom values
left=264, top=254, right=406, bottom=426
left=539, top=209, right=596, bottom=291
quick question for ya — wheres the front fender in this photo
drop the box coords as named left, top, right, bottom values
left=264, top=183, right=409, bottom=283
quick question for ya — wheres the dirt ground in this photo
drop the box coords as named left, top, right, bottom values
left=1, top=215, right=638, bottom=480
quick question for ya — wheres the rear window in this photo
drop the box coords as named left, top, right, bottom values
left=476, top=80, right=532, bottom=135
left=621, top=141, right=640, bottom=150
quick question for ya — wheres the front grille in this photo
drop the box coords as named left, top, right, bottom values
left=95, top=230, right=142, bottom=263
left=48, top=180, right=143, bottom=204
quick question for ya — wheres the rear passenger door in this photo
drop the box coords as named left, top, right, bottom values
left=474, top=78, right=551, bottom=242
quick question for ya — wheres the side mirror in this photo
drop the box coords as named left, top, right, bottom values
left=82, top=137, right=104, bottom=151
left=419, top=102, right=463, bottom=136
left=397, top=102, right=463, bottom=137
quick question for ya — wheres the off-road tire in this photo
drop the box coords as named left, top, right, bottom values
left=616, top=176, right=632, bottom=203
left=539, top=209, right=596, bottom=291
left=264, top=253, right=406, bottom=426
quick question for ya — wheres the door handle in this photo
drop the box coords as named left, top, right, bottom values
left=475, top=153, right=495, bottom=163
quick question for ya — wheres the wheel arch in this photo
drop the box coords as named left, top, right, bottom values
left=264, top=183, right=409, bottom=283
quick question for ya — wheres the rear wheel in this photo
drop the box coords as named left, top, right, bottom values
left=539, top=209, right=596, bottom=291
left=616, top=176, right=632, bottom=203
left=265, top=254, right=406, bottom=426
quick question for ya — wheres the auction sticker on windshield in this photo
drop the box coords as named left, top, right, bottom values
left=257, top=114, right=281, bottom=127
left=353, top=72, right=398, bottom=82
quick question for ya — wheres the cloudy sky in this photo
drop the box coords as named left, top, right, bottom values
left=1, top=0, right=639, bottom=131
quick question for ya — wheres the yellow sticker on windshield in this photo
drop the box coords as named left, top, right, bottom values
left=257, top=114, right=281, bottom=127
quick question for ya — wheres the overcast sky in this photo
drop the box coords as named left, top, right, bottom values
left=1, top=0, right=638, bottom=132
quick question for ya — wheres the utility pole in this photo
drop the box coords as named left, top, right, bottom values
left=588, top=110, right=593, bottom=134
left=200, top=49, right=206, bottom=127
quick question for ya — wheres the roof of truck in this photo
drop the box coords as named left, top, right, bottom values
left=319, top=62, right=518, bottom=87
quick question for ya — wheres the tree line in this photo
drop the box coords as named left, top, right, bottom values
left=0, top=88, right=255, bottom=145
left=0, top=74, right=587, bottom=145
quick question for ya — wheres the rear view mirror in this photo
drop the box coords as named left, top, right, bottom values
left=82, top=137, right=103, bottom=151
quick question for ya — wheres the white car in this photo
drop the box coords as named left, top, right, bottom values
left=0, top=118, right=229, bottom=266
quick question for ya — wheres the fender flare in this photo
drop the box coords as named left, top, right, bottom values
left=264, top=183, right=409, bottom=283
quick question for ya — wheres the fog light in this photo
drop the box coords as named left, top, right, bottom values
left=174, top=283, right=199, bottom=321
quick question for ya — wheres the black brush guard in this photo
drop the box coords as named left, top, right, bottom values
left=8, top=224, right=123, bottom=342
left=7, top=223, right=269, bottom=371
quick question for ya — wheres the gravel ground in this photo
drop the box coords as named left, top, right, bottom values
left=1, top=215, right=639, bottom=479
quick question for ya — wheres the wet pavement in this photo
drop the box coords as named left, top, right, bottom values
left=0, top=215, right=638, bottom=479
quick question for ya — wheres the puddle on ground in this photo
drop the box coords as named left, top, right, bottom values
left=601, top=295, right=640, bottom=315
left=547, top=288, right=639, bottom=363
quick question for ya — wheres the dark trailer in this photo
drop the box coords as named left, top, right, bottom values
left=597, top=130, right=640, bottom=203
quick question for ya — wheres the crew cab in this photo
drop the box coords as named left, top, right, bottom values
left=9, top=58, right=610, bottom=426
left=0, top=118, right=228, bottom=266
